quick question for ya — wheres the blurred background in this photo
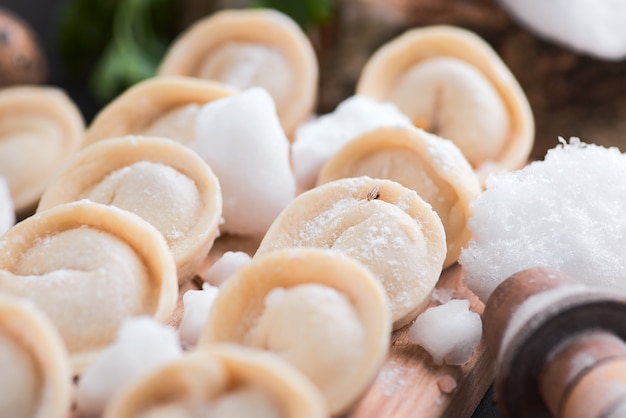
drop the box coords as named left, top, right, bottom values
left=2, top=1, right=625, bottom=417
left=3, top=0, right=626, bottom=161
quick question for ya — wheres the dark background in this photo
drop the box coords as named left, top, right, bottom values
left=2, top=0, right=101, bottom=119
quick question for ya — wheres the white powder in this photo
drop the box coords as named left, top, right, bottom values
left=194, top=88, right=295, bottom=237
left=178, top=283, right=220, bottom=349
left=76, top=316, right=182, bottom=417
left=377, top=360, right=409, bottom=397
left=431, top=288, right=456, bottom=305
left=204, top=251, right=252, bottom=287
left=407, top=299, right=482, bottom=366
left=460, top=138, right=626, bottom=301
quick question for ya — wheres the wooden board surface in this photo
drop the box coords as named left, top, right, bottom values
left=348, top=264, right=494, bottom=418
left=170, top=235, right=496, bottom=418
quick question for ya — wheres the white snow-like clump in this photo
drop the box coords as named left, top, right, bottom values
left=460, top=138, right=626, bottom=301
left=291, top=95, right=413, bottom=191
left=204, top=251, right=252, bottom=287
left=499, top=0, right=626, bottom=61
left=178, top=282, right=220, bottom=348
left=194, top=87, right=296, bottom=237
left=76, top=316, right=183, bottom=417
left=0, top=177, right=15, bottom=235
left=407, top=299, right=482, bottom=366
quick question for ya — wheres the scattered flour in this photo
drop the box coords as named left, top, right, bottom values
left=407, top=299, right=482, bottom=366
left=460, top=138, right=626, bottom=301
left=76, top=316, right=182, bottom=417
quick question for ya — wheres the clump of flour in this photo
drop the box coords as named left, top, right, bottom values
left=76, top=317, right=182, bottom=417
left=407, top=299, right=482, bottom=366
left=178, top=282, right=220, bottom=348
left=194, top=88, right=295, bottom=237
left=460, top=138, right=626, bottom=301
left=204, top=251, right=252, bottom=287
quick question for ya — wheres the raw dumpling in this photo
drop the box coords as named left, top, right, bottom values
left=0, top=201, right=178, bottom=371
left=158, top=9, right=318, bottom=138
left=37, top=136, right=222, bottom=283
left=0, top=86, right=84, bottom=214
left=256, top=177, right=446, bottom=329
left=105, top=344, right=327, bottom=418
left=318, top=126, right=481, bottom=267
left=199, top=247, right=391, bottom=415
left=357, top=25, right=534, bottom=181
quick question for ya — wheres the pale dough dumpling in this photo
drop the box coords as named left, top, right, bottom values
left=256, top=177, right=446, bottom=329
left=0, top=294, right=71, bottom=418
left=83, top=76, right=234, bottom=147
left=0, top=86, right=84, bottom=214
left=199, top=248, right=391, bottom=415
left=357, top=25, right=534, bottom=181
left=105, top=345, right=327, bottom=418
left=158, top=9, right=318, bottom=138
left=0, top=201, right=178, bottom=372
left=37, top=136, right=222, bottom=283
left=318, top=126, right=481, bottom=267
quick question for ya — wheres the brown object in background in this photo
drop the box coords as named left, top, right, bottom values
left=0, top=8, right=47, bottom=87
left=483, top=267, right=626, bottom=418
left=315, top=0, right=626, bottom=159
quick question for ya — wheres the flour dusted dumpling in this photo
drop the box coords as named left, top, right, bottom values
left=158, top=9, right=318, bottom=137
left=0, top=86, right=84, bottom=214
left=0, top=201, right=178, bottom=372
left=37, top=136, right=222, bottom=283
left=199, top=248, right=391, bottom=415
left=105, top=345, right=327, bottom=418
left=83, top=76, right=234, bottom=147
left=357, top=26, right=534, bottom=180
left=318, top=127, right=480, bottom=268
left=256, top=177, right=446, bottom=329
left=0, top=294, right=70, bottom=418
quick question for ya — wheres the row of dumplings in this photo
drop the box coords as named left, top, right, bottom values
left=0, top=7, right=533, bottom=418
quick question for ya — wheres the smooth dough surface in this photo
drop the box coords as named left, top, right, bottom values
left=389, top=57, right=509, bottom=165
left=137, top=387, right=280, bottom=418
left=4, top=228, right=149, bottom=353
left=142, top=104, right=201, bottom=146
left=0, top=330, right=39, bottom=418
left=199, top=42, right=292, bottom=109
left=247, top=284, right=365, bottom=402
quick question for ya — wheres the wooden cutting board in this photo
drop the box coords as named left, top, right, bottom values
left=348, top=264, right=494, bottom=418
left=171, top=235, right=496, bottom=418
